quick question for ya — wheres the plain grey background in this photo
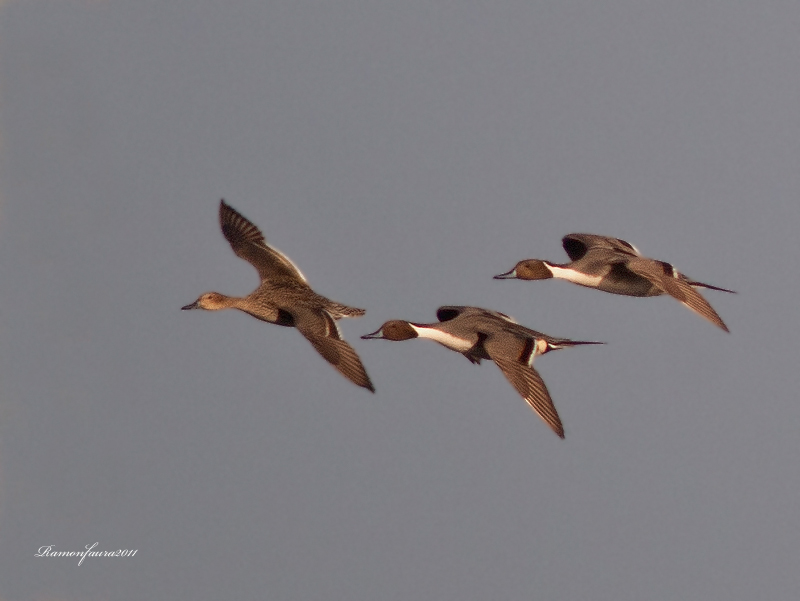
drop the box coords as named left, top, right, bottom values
left=1, top=1, right=798, bottom=600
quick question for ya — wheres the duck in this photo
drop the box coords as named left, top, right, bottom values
left=361, top=305, right=603, bottom=438
left=182, top=199, right=374, bottom=392
left=494, top=233, right=735, bottom=332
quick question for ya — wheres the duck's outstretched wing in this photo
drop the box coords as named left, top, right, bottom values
left=562, top=233, right=641, bottom=261
left=436, top=305, right=516, bottom=324
left=491, top=354, right=564, bottom=439
left=625, top=257, right=730, bottom=332
left=294, top=308, right=375, bottom=392
left=219, top=200, right=309, bottom=285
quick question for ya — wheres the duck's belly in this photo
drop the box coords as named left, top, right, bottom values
left=597, top=274, right=661, bottom=297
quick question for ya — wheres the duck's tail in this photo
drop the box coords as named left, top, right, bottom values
left=687, top=280, right=736, bottom=294
left=541, top=339, right=605, bottom=354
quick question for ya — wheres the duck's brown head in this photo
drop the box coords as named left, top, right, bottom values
left=181, top=292, right=231, bottom=311
left=361, top=320, right=419, bottom=341
left=494, top=259, right=554, bottom=281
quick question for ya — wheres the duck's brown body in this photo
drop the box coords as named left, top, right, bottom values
left=182, top=200, right=374, bottom=392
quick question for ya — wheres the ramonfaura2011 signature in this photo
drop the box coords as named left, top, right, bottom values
left=35, top=543, right=137, bottom=566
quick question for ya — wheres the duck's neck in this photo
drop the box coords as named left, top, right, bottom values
left=546, top=263, right=603, bottom=287
left=213, top=294, right=244, bottom=310
left=412, top=324, right=474, bottom=352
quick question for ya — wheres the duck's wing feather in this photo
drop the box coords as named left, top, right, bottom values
left=436, top=306, right=468, bottom=322
left=491, top=355, right=564, bottom=439
left=436, top=305, right=516, bottom=324
left=562, top=234, right=641, bottom=261
left=625, top=257, right=730, bottom=332
left=484, top=331, right=564, bottom=438
left=294, top=308, right=375, bottom=392
left=219, top=200, right=309, bottom=285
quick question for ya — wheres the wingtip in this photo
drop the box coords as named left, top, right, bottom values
left=218, top=198, right=232, bottom=219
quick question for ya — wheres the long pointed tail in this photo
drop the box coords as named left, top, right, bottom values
left=543, top=339, right=605, bottom=353
left=687, top=280, right=736, bottom=294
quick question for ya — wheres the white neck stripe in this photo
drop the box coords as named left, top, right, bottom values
left=411, top=325, right=474, bottom=352
left=548, top=264, right=603, bottom=287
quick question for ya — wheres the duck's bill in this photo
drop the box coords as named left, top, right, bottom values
left=493, top=269, right=518, bottom=279
left=181, top=300, right=200, bottom=310
left=360, top=328, right=385, bottom=340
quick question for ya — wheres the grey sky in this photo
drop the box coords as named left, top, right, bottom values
left=1, top=1, right=799, bottom=599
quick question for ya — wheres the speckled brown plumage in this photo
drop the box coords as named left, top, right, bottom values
left=183, top=200, right=373, bottom=392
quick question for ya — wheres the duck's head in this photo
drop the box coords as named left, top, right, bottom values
left=361, top=320, right=419, bottom=341
left=494, top=259, right=553, bottom=281
left=181, top=292, right=230, bottom=311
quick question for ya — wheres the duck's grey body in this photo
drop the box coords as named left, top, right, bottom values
left=362, top=305, right=603, bottom=439
left=496, top=233, right=735, bottom=331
